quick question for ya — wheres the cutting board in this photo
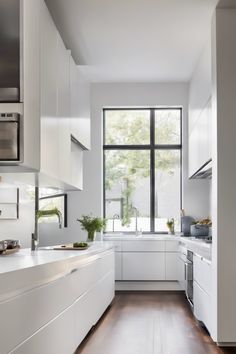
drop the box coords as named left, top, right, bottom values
left=53, top=244, right=89, bottom=251
left=0, top=246, right=20, bottom=255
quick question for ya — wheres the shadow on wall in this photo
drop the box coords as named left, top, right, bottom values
left=0, top=186, right=34, bottom=248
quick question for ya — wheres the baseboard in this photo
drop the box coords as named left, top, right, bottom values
left=115, top=281, right=182, bottom=291
left=217, top=342, right=236, bottom=347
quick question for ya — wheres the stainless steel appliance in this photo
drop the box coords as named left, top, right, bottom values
left=0, top=113, right=22, bottom=162
left=179, top=247, right=194, bottom=308
left=0, top=0, right=22, bottom=102
left=185, top=250, right=193, bottom=306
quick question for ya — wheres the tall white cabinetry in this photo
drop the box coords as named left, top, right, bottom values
left=188, top=38, right=212, bottom=177
left=0, top=0, right=90, bottom=190
left=40, top=0, right=90, bottom=190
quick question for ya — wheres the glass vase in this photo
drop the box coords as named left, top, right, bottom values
left=87, top=230, right=96, bottom=242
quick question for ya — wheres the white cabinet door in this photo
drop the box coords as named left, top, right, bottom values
left=22, top=0, right=41, bottom=170
left=165, top=253, right=178, bottom=280
left=70, top=57, right=91, bottom=149
left=57, top=34, right=71, bottom=185
left=122, top=252, right=165, bottom=280
left=188, top=124, right=199, bottom=177
left=40, top=0, right=59, bottom=179
left=165, top=240, right=179, bottom=252
left=193, top=255, right=211, bottom=295
left=74, top=271, right=114, bottom=348
left=115, top=252, right=122, bottom=280
left=193, top=280, right=211, bottom=332
left=11, top=306, right=75, bottom=354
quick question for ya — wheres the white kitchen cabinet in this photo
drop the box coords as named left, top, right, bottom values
left=193, top=280, right=211, bottom=332
left=70, top=57, right=91, bottom=150
left=193, top=254, right=211, bottom=332
left=10, top=306, right=75, bottom=354
left=166, top=253, right=179, bottom=280
left=188, top=36, right=212, bottom=178
left=193, top=254, right=211, bottom=296
left=3, top=249, right=114, bottom=354
left=115, top=252, right=122, bottom=280
left=21, top=0, right=41, bottom=171
left=0, top=0, right=90, bottom=190
left=122, top=252, right=165, bottom=280
left=40, top=0, right=59, bottom=179
left=57, top=34, right=71, bottom=185
left=165, top=240, right=179, bottom=252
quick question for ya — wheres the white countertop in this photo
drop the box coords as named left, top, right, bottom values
left=103, top=233, right=181, bottom=241
left=180, top=237, right=212, bottom=261
left=103, top=234, right=212, bottom=261
left=0, top=241, right=113, bottom=275
left=0, top=242, right=114, bottom=301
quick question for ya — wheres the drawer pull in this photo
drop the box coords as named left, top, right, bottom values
left=70, top=268, right=79, bottom=274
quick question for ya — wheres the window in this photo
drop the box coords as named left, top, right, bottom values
left=103, top=108, right=182, bottom=233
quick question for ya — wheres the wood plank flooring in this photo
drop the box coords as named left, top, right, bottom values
left=75, top=292, right=236, bottom=354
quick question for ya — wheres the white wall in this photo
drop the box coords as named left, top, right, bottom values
left=0, top=186, right=34, bottom=248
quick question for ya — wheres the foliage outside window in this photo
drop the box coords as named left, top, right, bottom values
left=103, top=108, right=182, bottom=233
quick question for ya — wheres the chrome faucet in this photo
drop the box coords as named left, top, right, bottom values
left=131, top=206, right=139, bottom=236
left=31, top=187, right=62, bottom=251
left=112, top=214, right=120, bottom=232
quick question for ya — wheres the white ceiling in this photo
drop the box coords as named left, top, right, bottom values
left=45, top=0, right=218, bottom=82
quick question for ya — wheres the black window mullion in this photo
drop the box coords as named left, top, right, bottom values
left=150, top=109, right=155, bottom=233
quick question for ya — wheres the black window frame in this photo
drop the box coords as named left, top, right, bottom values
left=103, top=107, right=182, bottom=234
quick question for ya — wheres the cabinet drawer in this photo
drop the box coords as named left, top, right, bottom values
left=193, top=281, right=211, bottom=332
left=165, top=240, right=179, bottom=252
left=122, top=252, right=165, bottom=280
left=71, top=251, right=114, bottom=301
left=0, top=273, right=73, bottom=354
left=11, top=306, right=74, bottom=354
left=122, top=240, right=165, bottom=252
left=193, top=254, right=211, bottom=295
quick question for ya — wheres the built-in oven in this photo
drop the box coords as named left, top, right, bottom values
left=179, top=246, right=194, bottom=308
left=185, top=250, right=193, bottom=307
left=0, top=113, right=22, bottom=163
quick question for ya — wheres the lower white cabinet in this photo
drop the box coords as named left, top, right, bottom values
left=122, top=252, right=165, bottom=280
left=193, top=254, right=211, bottom=332
left=105, top=239, right=179, bottom=282
left=193, top=281, right=211, bottom=331
left=166, top=253, right=179, bottom=280
left=4, top=250, right=114, bottom=354
left=11, top=306, right=75, bottom=354
left=115, top=252, right=122, bottom=280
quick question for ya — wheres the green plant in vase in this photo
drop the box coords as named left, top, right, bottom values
left=77, top=215, right=107, bottom=242
left=167, top=218, right=175, bottom=235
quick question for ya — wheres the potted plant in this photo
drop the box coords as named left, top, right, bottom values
left=167, top=218, right=175, bottom=235
left=77, top=215, right=106, bottom=242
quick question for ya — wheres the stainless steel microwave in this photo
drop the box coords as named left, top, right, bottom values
left=0, top=113, right=22, bottom=163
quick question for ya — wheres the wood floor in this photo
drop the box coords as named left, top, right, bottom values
left=75, top=292, right=236, bottom=354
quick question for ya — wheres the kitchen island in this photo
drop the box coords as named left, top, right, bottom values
left=0, top=242, right=114, bottom=354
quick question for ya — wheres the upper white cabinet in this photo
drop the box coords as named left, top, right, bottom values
left=40, top=0, right=59, bottom=179
left=0, top=0, right=90, bottom=190
left=188, top=38, right=212, bottom=178
left=70, top=58, right=91, bottom=150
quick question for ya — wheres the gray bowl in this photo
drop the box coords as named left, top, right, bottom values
left=190, top=224, right=209, bottom=237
